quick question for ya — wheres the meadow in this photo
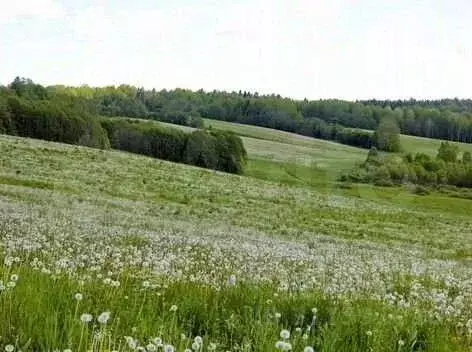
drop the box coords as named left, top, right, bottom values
left=2, top=121, right=472, bottom=351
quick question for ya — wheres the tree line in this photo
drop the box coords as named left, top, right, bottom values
left=40, top=79, right=472, bottom=146
left=0, top=79, right=247, bottom=174
left=3, top=77, right=472, bottom=150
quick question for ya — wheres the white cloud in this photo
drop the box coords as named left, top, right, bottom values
left=0, top=0, right=65, bottom=24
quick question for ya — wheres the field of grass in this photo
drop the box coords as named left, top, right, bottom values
left=2, top=134, right=472, bottom=350
left=400, top=134, right=472, bottom=156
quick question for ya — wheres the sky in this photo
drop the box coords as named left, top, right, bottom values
left=0, top=0, right=470, bottom=100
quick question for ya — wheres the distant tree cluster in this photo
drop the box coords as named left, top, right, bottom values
left=0, top=78, right=247, bottom=174
left=101, top=118, right=247, bottom=174
left=343, top=142, right=472, bottom=188
left=0, top=82, right=109, bottom=149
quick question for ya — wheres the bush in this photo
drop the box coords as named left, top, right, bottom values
left=5, top=96, right=110, bottom=149
left=101, top=118, right=247, bottom=174
left=412, top=185, right=430, bottom=195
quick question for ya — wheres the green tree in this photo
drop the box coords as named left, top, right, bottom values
left=437, top=142, right=459, bottom=163
left=373, top=118, right=401, bottom=152
left=463, top=151, right=472, bottom=164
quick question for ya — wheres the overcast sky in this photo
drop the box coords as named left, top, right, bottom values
left=0, top=0, right=470, bottom=100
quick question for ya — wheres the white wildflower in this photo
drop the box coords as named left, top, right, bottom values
left=74, top=293, right=83, bottom=301
left=280, top=329, right=290, bottom=340
left=80, top=313, right=93, bottom=323
left=97, top=311, right=111, bottom=324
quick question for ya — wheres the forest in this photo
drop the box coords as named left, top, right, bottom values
left=0, top=78, right=247, bottom=174
left=3, top=77, right=472, bottom=150
left=2, top=77, right=472, bottom=176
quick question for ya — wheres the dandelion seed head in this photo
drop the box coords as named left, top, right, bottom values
left=80, top=313, right=93, bottom=323
left=280, top=329, right=290, bottom=340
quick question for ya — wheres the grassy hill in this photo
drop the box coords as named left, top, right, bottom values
left=2, top=129, right=472, bottom=349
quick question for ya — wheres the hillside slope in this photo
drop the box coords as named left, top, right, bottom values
left=1, top=135, right=472, bottom=350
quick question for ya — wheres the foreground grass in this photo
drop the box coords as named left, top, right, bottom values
left=2, top=135, right=472, bottom=350
left=0, top=267, right=464, bottom=351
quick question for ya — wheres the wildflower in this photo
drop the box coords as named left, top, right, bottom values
left=125, top=336, right=137, bottom=350
left=152, top=338, right=162, bottom=346
left=282, top=342, right=292, bottom=351
left=280, top=329, right=290, bottom=340
left=5, top=345, right=14, bottom=352
left=74, top=293, right=83, bottom=301
left=146, top=343, right=157, bottom=351
left=275, top=341, right=285, bottom=350
left=80, top=313, right=93, bottom=324
left=163, top=344, right=175, bottom=352
left=169, top=304, right=178, bottom=312
left=276, top=341, right=292, bottom=351
left=97, top=311, right=111, bottom=324
left=194, top=336, right=203, bottom=345
left=304, top=347, right=314, bottom=352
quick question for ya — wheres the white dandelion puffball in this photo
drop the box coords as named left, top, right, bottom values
left=146, top=343, right=157, bottom=352
left=80, top=313, right=93, bottom=324
left=191, top=342, right=200, bottom=350
left=74, top=293, right=83, bottom=301
left=5, top=345, right=14, bottom=352
left=275, top=312, right=282, bottom=319
left=194, top=336, right=203, bottom=345
left=169, top=304, right=178, bottom=312
left=280, top=329, right=291, bottom=340
left=10, top=274, right=19, bottom=282
left=152, top=337, right=163, bottom=346
left=282, top=342, right=292, bottom=351
left=97, top=311, right=111, bottom=324
left=64, top=349, right=72, bottom=352
left=304, top=347, right=314, bottom=352
left=164, top=344, right=175, bottom=352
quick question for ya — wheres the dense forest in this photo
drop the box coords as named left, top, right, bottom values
left=41, top=80, right=472, bottom=145
left=0, top=78, right=247, bottom=174
left=2, top=77, right=472, bottom=152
